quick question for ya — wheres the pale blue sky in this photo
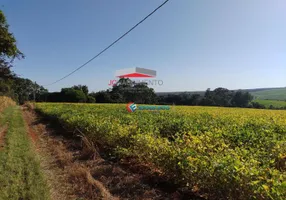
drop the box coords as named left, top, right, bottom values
left=2, top=0, right=286, bottom=92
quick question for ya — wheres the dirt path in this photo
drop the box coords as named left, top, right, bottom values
left=22, top=106, right=200, bottom=200
left=22, top=107, right=78, bottom=200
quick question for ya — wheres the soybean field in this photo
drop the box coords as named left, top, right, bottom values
left=35, top=103, right=286, bottom=200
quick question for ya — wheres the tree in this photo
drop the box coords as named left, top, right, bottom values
left=0, top=10, right=24, bottom=61
left=90, top=78, right=157, bottom=104
left=189, top=94, right=201, bottom=105
left=90, top=91, right=112, bottom=103
left=110, top=91, right=125, bottom=103
left=60, top=88, right=87, bottom=102
left=131, top=82, right=157, bottom=104
left=46, top=92, right=62, bottom=102
left=114, top=78, right=134, bottom=88
left=0, top=59, right=16, bottom=81
left=87, top=95, right=96, bottom=103
left=249, top=102, right=265, bottom=109
left=212, top=87, right=233, bottom=106
left=157, top=93, right=204, bottom=106
left=0, top=80, right=12, bottom=96
left=72, top=85, right=89, bottom=96
left=12, top=78, right=34, bottom=104
left=200, top=88, right=215, bottom=106
left=9, top=78, right=48, bottom=104
left=231, top=90, right=253, bottom=107
left=0, top=61, right=14, bottom=97
left=0, top=10, right=25, bottom=101
left=165, top=94, right=183, bottom=105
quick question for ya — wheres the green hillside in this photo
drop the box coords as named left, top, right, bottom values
left=253, top=99, right=286, bottom=108
left=157, top=87, right=286, bottom=101
left=250, top=88, right=286, bottom=100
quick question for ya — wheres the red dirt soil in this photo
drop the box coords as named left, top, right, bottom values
left=28, top=127, right=38, bottom=143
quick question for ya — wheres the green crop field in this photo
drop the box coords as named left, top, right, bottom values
left=36, top=103, right=286, bottom=200
left=251, top=88, right=286, bottom=100
left=254, top=99, right=286, bottom=108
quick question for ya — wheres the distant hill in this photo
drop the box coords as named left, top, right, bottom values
left=156, top=91, right=205, bottom=96
left=249, top=88, right=286, bottom=100
left=253, top=99, right=286, bottom=108
left=157, top=87, right=286, bottom=100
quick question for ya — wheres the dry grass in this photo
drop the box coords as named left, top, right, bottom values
left=77, top=129, right=99, bottom=160
left=69, top=165, right=119, bottom=200
left=0, top=96, right=15, bottom=113
left=23, top=101, right=36, bottom=111
left=86, top=169, right=119, bottom=200
left=52, top=141, right=73, bottom=168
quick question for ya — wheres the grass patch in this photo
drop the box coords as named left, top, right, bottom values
left=0, top=106, right=49, bottom=200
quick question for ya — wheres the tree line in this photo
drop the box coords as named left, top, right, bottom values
left=91, top=83, right=262, bottom=109
left=43, top=78, right=257, bottom=109
left=158, top=88, right=256, bottom=108
left=41, top=78, right=157, bottom=104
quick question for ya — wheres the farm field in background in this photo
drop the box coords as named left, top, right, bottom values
left=254, top=99, right=286, bottom=108
left=251, top=88, right=286, bottom=101
left=35, top=103, right=286, bottom=200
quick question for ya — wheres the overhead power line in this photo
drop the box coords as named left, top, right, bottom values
left=44, top=0, right=170, bottom=86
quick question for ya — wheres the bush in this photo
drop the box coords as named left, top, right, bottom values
left=250, top=102, right=266, bottom=109
left=61, top=88, right=87, bottom=102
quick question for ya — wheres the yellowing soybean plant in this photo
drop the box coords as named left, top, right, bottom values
left=36, top=103, right=286, bottom=200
